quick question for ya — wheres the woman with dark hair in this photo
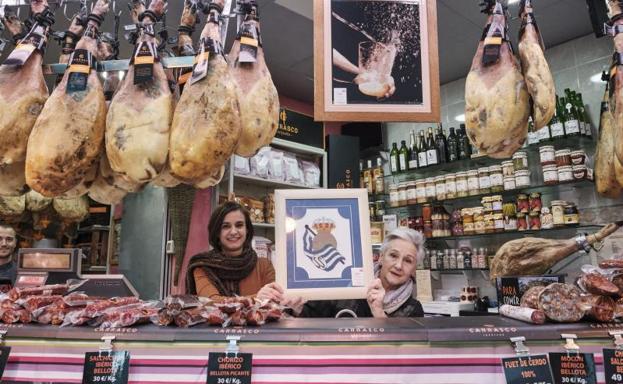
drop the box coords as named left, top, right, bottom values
left=186, top=201, right=283, bottom=302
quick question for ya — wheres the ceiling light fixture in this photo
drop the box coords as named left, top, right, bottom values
left=455, top=114, right=465, bottom=122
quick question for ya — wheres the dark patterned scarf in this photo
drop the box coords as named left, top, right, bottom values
left=186, top=247, right=258, bottom=296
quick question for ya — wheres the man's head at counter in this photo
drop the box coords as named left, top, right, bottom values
left=0, top=224, right=16, bottom=264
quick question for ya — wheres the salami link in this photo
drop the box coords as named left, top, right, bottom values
left=589, top=295, right=615, bottom=322
left=499, top=304, right=546, bottom=324
left=599, top=259, right=623, bottom=269
left=581, top=273, right=620, bottom=296
left=520, top=286, right=546, bottom=309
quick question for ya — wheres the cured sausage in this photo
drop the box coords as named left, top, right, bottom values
left=537, top=283, right=585, bottom=322
left=520, top=286, right=545, bottom=309
left=499, top=304, right=546, bottom=324
left=581, top=272, right=620, bottom=296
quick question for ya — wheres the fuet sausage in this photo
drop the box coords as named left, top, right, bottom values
left=500, top=304, right=546, bottom=324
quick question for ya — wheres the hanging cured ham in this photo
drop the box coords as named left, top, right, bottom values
left=464, top=1, right=530, bottom=158
left=229, top=1, right=279, bottom=157
left=106, top=0, right=173, bottom=184
left=0, top=0, right=54, bottom=166
left=595, top=82, right=622, bottom=198
left=169, top=0, right=242, bottom=185
left=152, top=0, right=198, bottom=189
left=89, top=155, right=142, bottom=205
left=517, top=0, right=555, bottom=130
left=25, top=0, right=110, bottom=197
left=606, top=1, right=623, bottom=167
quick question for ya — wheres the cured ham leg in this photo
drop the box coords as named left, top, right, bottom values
left=607, top=1, right=623, bottom=165
left=465, top=1, right=530, bottom=158
left=0, top=0, right=53, bottom=166
left=152, top=0, right=198, bottom=189
left=229, top=1, right=280, bottom=157
left=596, top=82, right=622, bottom=198
left=518, top=0, right=555, bottom=130
left=169, top=1, right=242, bottom=184
left=25, top=0, right=109, bottom=197
left=106, top=0, right=173, bottom=184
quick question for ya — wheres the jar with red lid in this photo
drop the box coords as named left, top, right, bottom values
left=422, top=203, right=433, bottom=222
left=572, top=165, right=587, bottom=180
left=529, top=211, right=541, bottom=230
left=555, top=149, right=571, bottom=167
left=529, top=192, right=542, bottom=213
left=570, top=150, right=586, bottom=166
left=517, top=194, right=529, bottom=214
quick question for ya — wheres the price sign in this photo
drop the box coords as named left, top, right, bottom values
left=0, top=346, right=11, bottom=380
left=82, top=351, right=130, bottom=384
left=548, top=353, right=596, bottom=384
left=603, top=349, right=623, bottom=384
left=502, top=354, right=554, bottom=384
left=207, top=352, right=252, bottom=384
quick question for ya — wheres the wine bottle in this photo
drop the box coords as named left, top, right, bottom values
left=563, top=89, right=580, bottom=136
left=577, top=92, right=592, bottom=137
left=408, top=130, right=418, bottom=170
left=435, top=125, right=448, bottom=164
left=426, top=127, right=439, bottom=166
left=549, top=96, right=565, bottom=139
left=447, top=127, right=459, bottom=162
left=398, top=140, right=409, bottom=172
left=417, top=131, right=428, bottom=168
left=458, top=124, right=471, bottom=160
left=389, top=142, right=399, bottom=174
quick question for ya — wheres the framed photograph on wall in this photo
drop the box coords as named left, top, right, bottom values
left=313, top=0, right=440, bottom=122
left=274, top=189, right=373, bottom=300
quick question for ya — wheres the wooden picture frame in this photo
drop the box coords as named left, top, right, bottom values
left=313, top=0, right=440, bottom=122
left=274, top=189, right=374, bottom=300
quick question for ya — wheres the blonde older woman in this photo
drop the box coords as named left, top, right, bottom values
left=296, top=228, right=424, bottom=318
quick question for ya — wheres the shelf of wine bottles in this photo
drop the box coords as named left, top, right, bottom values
left=424, top=224, right=600, bottom=242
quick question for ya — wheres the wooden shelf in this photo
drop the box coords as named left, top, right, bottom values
left=232, top=173, right=322, bottom=189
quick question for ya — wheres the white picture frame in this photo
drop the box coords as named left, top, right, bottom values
left=275, top=188, right=374, bottom=300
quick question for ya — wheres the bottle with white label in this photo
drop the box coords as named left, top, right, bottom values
left=389, top=142, right=399, bottom=174
left=398, top=140, right=409, bottom=172
left=408, top=130, right=418, bottom=170
left=417, top=132, right=428, bottom=168
left=425, top=127, right=439, bottom=166
left=549, top=96, right=565, bottom=139
left=563, top=90, right=580, bottom=136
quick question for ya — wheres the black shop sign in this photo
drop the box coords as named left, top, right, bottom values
left=82, top=351, right=130, bottom=384
left=549, top=352, right=596, bottom=384
left=207, top=352, right=252, bottom=384
left=603, top=349, right=623, bottom=384
left=502, top=354, right=554, bottom=384
left=0, top=346, right=10, bottom=380
left=276, top=108, right=324, bottom=149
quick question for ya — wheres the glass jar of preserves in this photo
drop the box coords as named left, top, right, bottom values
left=517, top=213, right=528, bottom=231
left=504, top=176, right=516, bottom=191
left=462, top=208, right=475, bottom=235
left=478, top=167, right=491, bottom=194
left=398, top=182, right=408, bottom=206
left=563, top=203, right=580, bottom=225
left=467, top=170, right=480, bottom=196
left=489, top=165, right=504, bottom=192
left=435, top=176, right=447, bottom=201
left=406, top=181, right=417, bottom=205
left=484, top=213, right=495, bottom=234
left=502, top=160, right=515, bottom=177
left=551, top=200, right=566, bottom=227
left=473, top=208, right=486, bottom=235
left=425, top=178, right=436, bottom=201
left=517, top=193, right=529, bottom=214
left=369, top=202, right=376, bottom=220
left=555, top=149, right=571, bottom=167
left=455, top=172, right=469, bottom=197
left=557, top=165, right=573, bottom=182
left=529, top=192, right=542, bottom=213
left=503, top=202, right=517, bottom=231
left=389, top=184, right=399, bottom=208
left=445, top=174, right=457, bottom=199
left=512, top=151, right=529, bottom=171
left=540, top=207, right=554, bottom=229
left=529, top=211, right=541, bottom=230
left=375, top=200, right=386, bottom=219
left=491, top=195, right=503, bottom=212
left=481, top=196, right=493, bottom=213
left=416, top=180, right=427, bottom=203
left=493, top=212, right=505, bottom=232
left=422, top=203, right=433, bottom=222
left=570, top=150, right=586, bottom=166
left=572, top=165, right=587, bottom=180
left=423, top=221, right=433, bottom=238
left=515, top=170, right=531, bottom=188
left=539, top=145, right=556, bottom=166
left=543, top=164, right=559, bottom=185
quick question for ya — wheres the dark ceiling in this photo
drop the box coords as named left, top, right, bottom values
left=0, top=0, right=596, bottom=104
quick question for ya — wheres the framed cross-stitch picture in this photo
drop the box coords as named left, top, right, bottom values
left=274, top=189, right=374, bottom=300
left=313, top=0, right=440, bottom=122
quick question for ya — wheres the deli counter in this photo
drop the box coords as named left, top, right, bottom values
left=2, top=316, right=622, bottom=383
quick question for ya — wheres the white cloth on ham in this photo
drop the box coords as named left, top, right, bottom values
left=25, top=0, right=110, bottom=197
left=105, top=0, right=173, bottom=184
